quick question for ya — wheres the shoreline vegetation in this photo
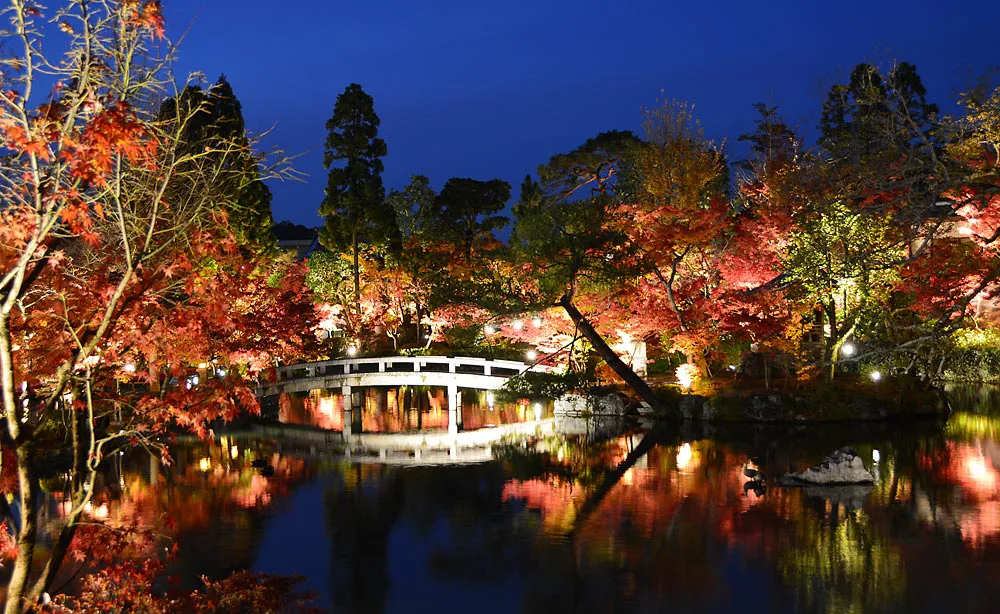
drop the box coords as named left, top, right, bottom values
left=542, top=372, right=952, bottom=423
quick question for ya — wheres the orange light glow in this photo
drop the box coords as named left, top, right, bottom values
left=964, top=454, right=998, bottom=490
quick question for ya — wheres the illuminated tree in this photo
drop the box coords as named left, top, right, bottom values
left=0, top=2, right=305, bottom=609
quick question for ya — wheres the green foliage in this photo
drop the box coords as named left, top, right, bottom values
left=781, top=197, right=901, bottom=374
left=537, top=129, right=640, bottom=199
left=941, top=328, right=1000, bottom=381
left=510, top=130, right=644, bottom=301
left=498, top=370, right=598, bottom=401
left=304, top=250, right=352, bottom=302
left=954, top=327, right=1000, bottom=349
left=511, top=191, right=630, bottom=300
left=388, top=174, right=437, bottom=240
left=708, top=335, right=750, bottom=373
left=783, top=201, right=899, bottom=302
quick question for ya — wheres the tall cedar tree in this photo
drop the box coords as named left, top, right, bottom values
left=158, top=76, right=276, bottom=256
left=319, top=83, right=398, bottom=319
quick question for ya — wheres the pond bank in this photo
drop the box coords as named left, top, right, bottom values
left=569, top=376, right=951, bottom=423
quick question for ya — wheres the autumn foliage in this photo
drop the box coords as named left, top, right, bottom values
left=0, top=2, right=314, bottom=611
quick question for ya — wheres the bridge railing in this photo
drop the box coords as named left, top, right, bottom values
left=276, top=355, right=550, bottom=382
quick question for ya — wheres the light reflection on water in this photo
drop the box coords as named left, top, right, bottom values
left=77, top=385, right=1000, bottom=613
left=275, top=386, right=553, bottom=433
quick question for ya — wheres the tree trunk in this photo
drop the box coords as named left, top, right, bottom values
left=26, top=395, right=96, bottom=603
left=823, top=342, right=837, bottom=382
left=352, top=234, right=361, bottom=326
left=26, top=509, right=80, bottom=604
left=559, top=294, right=671, bottom=415
left=5, top=443, right=38, bottom=614
left=415, top=303, right=422, bottom=346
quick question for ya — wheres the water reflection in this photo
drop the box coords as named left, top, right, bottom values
left=360, top=387, right=449, bottom=432
left=280, top=389, right=345, bottom=430
left=53, top=386, right=1000, bottom=613
left=276, top=386, right=551, bottom=433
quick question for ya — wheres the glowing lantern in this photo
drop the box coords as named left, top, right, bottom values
left=676, top=364, right=699, bottom=390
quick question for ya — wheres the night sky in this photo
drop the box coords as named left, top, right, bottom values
left=164, top=0, right=999, bottom=227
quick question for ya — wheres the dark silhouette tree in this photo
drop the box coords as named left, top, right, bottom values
left=159, top=76, right=276, bottom=256
left=736, top=103, right=799, bottom=179
left=819, top=62, right=939, bottom=173
left=388, top=174, right=437, bottom=240
left=509, top=174, right=543, bottom=247
left=429, top=177, right=511, bottom=261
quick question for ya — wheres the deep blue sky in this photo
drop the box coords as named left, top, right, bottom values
left=164, top=0, right=998, bottom=227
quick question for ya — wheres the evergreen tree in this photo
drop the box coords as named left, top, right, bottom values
left=159, top=76, right=276, bottom=255
left=387, top=174, right=437, bottom=240
left=819, top=62, right=939, bottom=164
left=737, top=104, right=799, bottom=177
left=510, top=174, right=542, bottom=247
left=817, top=62, right=943, bottom=231
left=428, top=177, right=511, bottom=261
left=319, top=83, right=398, bottom=316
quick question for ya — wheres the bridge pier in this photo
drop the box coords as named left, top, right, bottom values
left=342, top=384, right=353, bottom=436
left=448, top=384, right=460, bottom=436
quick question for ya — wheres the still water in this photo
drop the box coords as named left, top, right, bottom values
left=85, top=384, right=1000, bottom=613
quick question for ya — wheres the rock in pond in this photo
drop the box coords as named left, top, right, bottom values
left=778, top=447, right=875, bottom=486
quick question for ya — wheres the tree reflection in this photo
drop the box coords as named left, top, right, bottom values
left=47, top=392, right=1000, bottom=613
left=496, top=422, right=1000, bottom=613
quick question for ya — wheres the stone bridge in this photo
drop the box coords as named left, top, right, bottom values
left=259, top=355, right=553, bottom=457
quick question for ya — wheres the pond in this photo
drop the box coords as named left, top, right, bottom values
left=66, top=384, right=1000, bottom=613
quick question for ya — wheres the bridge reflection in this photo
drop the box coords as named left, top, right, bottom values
left=277, top=386, right=551, bottom=434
